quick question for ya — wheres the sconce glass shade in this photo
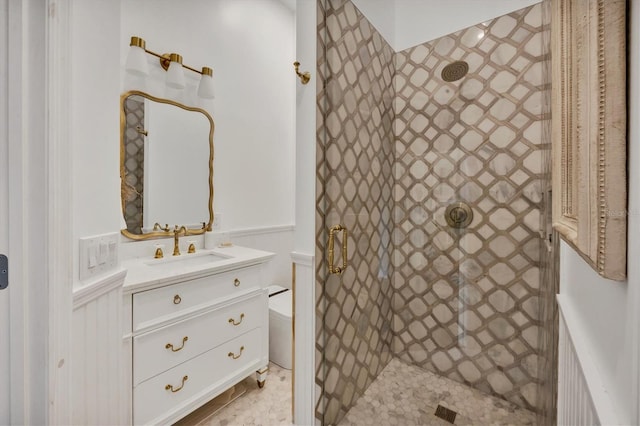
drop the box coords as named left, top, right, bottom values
left=197, top=67, right=215, bottom=99
left=166, top=54, right=186, bottom=89
left=125, top=43, right=149, bottom=76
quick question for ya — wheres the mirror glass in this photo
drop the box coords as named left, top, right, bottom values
left=120, top=91, right=214, bottom=239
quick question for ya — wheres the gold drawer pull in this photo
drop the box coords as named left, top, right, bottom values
left=228, top=313, right=245, bottom=326
left=173, top=294, right=182, bottom=304
left=165, top=375, right=188, bottom=393
left=165, top=336, right=188, bottom=352
left=233, top=278, right=240, bottom=287
left=228, top=346, right=245, bottom=360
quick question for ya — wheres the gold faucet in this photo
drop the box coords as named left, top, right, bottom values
left=173, top=225, right=187, bottom=256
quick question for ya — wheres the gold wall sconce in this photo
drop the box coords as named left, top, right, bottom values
left=293, top=61, right=311, bottom=85
left=125, top=36, right=215, bottom=99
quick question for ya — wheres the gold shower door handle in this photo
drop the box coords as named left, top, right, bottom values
left=328, top=224, right=348, bottom=274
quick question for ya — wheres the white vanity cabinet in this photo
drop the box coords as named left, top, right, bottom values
left=122, top=247, right=274, bottom=425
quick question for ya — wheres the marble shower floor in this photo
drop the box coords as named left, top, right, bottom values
left=339, top=358, right=536, bottom=426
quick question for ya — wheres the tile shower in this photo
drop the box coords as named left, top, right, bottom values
left=316, top=1, right=557, bottom=425
left=393, top=2, right=546, bottom=410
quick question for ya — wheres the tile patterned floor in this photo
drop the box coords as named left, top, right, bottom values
left=177, top=362, right=292, bottom=426
left=339, top=358, right=536, bottom=426
left=177, top=358, right=535, bottom=426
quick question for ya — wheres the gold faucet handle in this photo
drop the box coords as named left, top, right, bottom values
left=188, top=242, right=196, bottom=254
left=153, top=222, right=169, bottom=232
left=154, top=246, right=164, bottom=259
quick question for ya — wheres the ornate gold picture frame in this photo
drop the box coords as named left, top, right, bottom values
left=551, top=0, right=627, bottom=280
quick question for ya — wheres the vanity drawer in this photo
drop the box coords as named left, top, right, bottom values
left=134, top=327, right=262, bottom=425
left=132, top=266, right=260, bottom=331
left=133, top=292, right=265, bottom=385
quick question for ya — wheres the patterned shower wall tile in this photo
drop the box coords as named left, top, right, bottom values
left=393, top=2, right=547, bottom=412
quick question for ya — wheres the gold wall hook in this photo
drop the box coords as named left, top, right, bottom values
left=293, top=61, right=311, bottom=84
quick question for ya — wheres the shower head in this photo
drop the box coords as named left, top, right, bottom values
left=441, top=61, right=469, bottom=82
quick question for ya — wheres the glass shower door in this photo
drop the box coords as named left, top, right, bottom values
left=316, top=1, right=395, bottom=424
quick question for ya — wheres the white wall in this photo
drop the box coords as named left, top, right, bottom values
left=71, top=0, right=295, bottom=285
left=293, top=1, right=317, bottom=424
left=351, top=0, right=541, bottom=51
left=558, top=2, right=640, bottom=424
left=0, top=1, right=9, bottom=420
left=121, top=0, right=295, bottom=231
left=294, top=0, right=317, bottom=255
left=70, top=0, right=122, bottom=285
left=5, top=1, right=49, bottom=423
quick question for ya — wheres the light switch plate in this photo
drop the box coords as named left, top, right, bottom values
left=79, top=232, right=119, bottom=281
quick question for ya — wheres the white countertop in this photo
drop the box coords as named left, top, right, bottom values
left=122, top=245, right=275, bottom=294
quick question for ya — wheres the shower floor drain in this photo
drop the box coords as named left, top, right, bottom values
left=434, top=404, right=457, bottom=424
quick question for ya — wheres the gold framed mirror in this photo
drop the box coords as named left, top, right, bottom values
left=120, top=90, right=214, bottom=240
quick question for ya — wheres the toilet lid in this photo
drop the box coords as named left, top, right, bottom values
left=269, top=290, right=292, bottom=317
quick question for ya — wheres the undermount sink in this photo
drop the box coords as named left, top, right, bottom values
left=145, top=252, right=231, bottom=269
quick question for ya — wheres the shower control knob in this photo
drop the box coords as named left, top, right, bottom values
left=445, top=202, right=473, bottom=229
left=450, top=207, right=467, bottom=223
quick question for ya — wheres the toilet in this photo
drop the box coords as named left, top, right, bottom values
left=267, top=285, right=292, bottom=370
